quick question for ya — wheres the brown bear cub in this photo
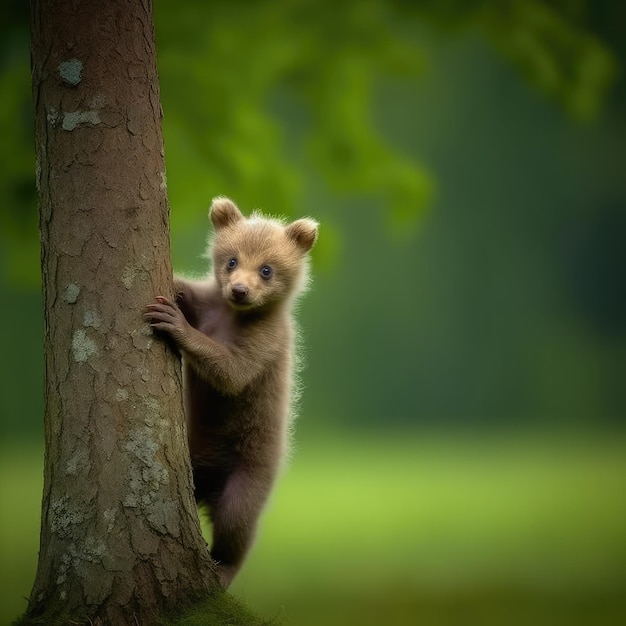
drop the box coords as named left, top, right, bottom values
left=145, top=197, right=318, bottom=588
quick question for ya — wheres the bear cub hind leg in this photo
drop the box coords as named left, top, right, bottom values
left=207, top=468, right=271, bottom=588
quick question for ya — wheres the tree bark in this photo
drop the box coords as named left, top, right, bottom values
left=27, top=0, right=216, bottom=623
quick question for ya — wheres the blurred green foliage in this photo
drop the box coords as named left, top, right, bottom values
left=0, top=0, right=620, bottom=284
left=155, top=0, right=433, bottom=244
left=462, top=0, right=616, bottom=119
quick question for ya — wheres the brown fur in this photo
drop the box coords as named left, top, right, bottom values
left=145, top=197, right=318, bottom=587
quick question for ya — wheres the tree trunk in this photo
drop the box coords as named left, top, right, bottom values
left=27, top=0, right=217, bottom=622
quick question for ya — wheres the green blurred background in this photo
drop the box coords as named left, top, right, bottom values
left=1, top=1, right=625, bottom=624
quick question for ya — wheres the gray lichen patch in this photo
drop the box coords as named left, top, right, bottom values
left=59, top=58, right=83, bottom=86
left=55, top=536, right=108, bottom=596
left=83, top=309, right=102, bottom=329
left=143, top=396, right=168, bottom=430
left=49, top=496, right=88, bottom=538
left=122, top=411, right=181, bottom=536
left=79, top=536, right=106, bottom=563
left=115, top=387, right=129, bottom=402
left=103, top=507, right=118, bottom=533
left=62, top=109, right=101, bottom=131
left=125, top=427, right=159, bottom=467
left=121, top=265, right=136, bottom=289
left=47, top=107, right=60, bottom=127
left=123, top=426, right=169, bottom=509
left=56, top=552, right=72, bottom=585
left=62, top=282, right=80, bottom=304
left=72, top=329, right=98, bottom=362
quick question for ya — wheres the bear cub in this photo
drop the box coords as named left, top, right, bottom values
left=145, top=197, right=318, bottom=588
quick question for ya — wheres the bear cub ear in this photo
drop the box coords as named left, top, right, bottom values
left=285, top=218, right=319, bottom=253
left=210, top=196, right=244, bottom=230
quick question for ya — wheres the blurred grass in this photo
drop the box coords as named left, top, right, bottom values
left=0, top=442, right=42, bottom=626
left=2, top=432, right=626, bottom=625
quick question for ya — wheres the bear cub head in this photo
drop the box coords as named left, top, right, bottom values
left=209, top=196, right=318, bottom=312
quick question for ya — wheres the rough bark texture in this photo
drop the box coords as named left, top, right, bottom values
left=27, top=0, right=216, bottom=623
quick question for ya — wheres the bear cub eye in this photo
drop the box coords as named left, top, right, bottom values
left=259, top=265, right=273, bottom=280
left=227, top=258, right=238, bottom=270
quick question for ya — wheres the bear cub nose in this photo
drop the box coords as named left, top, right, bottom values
left=231, top=284, right=249, bottom=302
